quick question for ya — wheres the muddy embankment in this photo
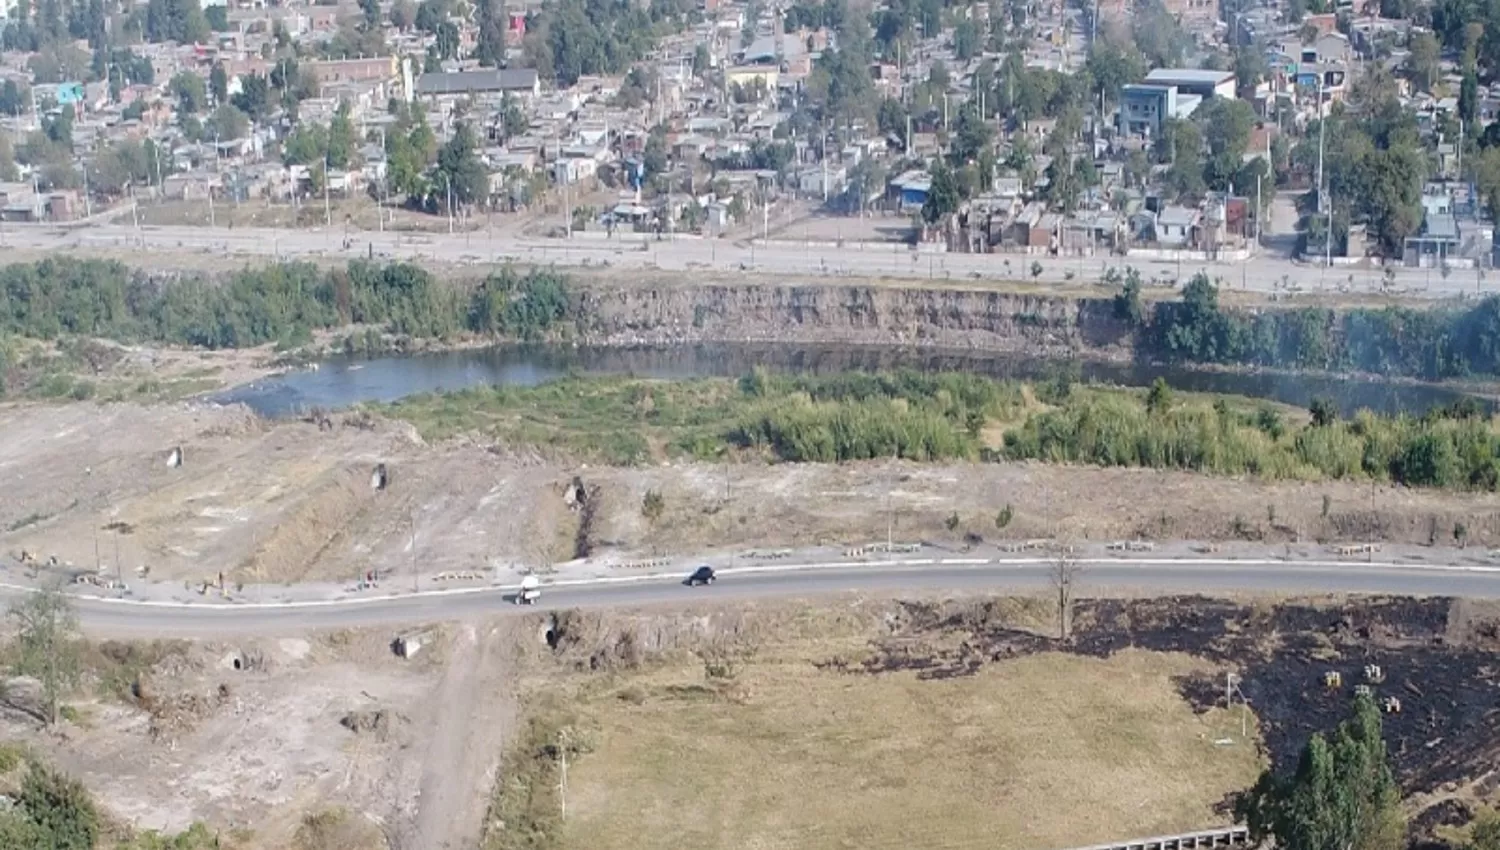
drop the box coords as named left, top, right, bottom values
left=570, top=282, right=1132, bottom=355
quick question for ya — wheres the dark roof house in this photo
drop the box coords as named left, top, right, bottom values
left=414, top=68, right=540, bottom=97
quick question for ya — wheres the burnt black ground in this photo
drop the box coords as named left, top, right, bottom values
left=856, top=597, right=1500, bottom=802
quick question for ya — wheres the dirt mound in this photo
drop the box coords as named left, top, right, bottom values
left=340, top=709, right=398, bottom=739
left=139, top=681, right=233, bottom=742
left=539, top=604, right=887, bottom=672
left=237, top=466, right=374, bottom=583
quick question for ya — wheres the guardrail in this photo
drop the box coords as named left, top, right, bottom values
left=1058, top=826, right=1250, bottom=850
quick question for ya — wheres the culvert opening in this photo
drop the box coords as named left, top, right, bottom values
left=232, top=657, right=243, bottom=671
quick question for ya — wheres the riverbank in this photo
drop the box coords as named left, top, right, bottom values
left=5, top=256, right=1500, bottom=412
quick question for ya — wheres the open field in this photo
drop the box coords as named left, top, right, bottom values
left=488, top=594, right=1500, bottom=850
left=557, top=647, right=1258, bottom=850
left=9, top=402, right=1500, bottom=586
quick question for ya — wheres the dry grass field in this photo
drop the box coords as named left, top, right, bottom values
left=554, top=645, right=1262, bottom=850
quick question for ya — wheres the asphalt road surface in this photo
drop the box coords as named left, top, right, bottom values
left=24, top=559, right=1500, bottom=637
left=0, top=221, right=1482, bottom=298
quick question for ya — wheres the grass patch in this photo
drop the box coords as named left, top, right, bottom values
left=375, top=368, right=1500, bottom=492
left=494, top=646, right=1262, bottom=850
left=376, top=370, right=1029, bottom=465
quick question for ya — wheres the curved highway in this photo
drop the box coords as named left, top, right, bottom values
left=39, top=558, right=1500, bottom=636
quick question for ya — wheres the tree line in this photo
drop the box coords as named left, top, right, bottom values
left=1004, top=378, right=1500, bottom=491
left=0, top=258, right=572, bottom=352
left=1125, top=272, right=1500, bottom=381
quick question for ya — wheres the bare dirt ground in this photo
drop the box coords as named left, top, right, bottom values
left=0, top=619, right=519, bottom=850
left=5, top=402, right=1500, bottom=586
left=132, top=198, right=511, bottom=234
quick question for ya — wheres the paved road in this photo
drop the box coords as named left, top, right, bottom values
left=27, top=558, right=1500, bottom=636
left=0, top=220, right=1484, bottom=298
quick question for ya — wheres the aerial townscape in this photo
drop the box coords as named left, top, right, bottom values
left=11, top=0, right=1500, bottom=849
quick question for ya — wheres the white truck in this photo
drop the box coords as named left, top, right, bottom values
left=516, top=574, right=542, bottom=605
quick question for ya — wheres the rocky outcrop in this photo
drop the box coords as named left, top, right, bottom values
left=571, top=282, right=1131, bottom=355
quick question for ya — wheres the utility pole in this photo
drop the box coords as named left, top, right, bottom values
left=323, top=153, right=332, bottom=229
left=558, top=728, right=570, bottom=822
left=1315, top=75, right=1326, bottom=277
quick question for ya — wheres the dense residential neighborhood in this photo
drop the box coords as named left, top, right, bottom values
left=0, top=0, right=1497, bottom=271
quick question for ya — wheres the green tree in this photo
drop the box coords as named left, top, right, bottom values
left=359, top=0, right=381, bottom=29
left=952, top=18, right=980, bottom=61
left=144, top=0, right=208, bottom=44
left=1461, top=69, right=1479, bottom=125
left=209, top=62, right=228, bottom=105
left=0, top=132, right=16, bottom=182
left=434, top=122, right=489, bottom=209
left=1408, top=31, right=1439, bottom=91
left=17, top=763, right=98, bottom=850
left=1145, top=377, right=1173, bottom=414
left=499, top=93, right=528, bottom=142
left=230, top=72, right=270, bottom=121
left=0, top=80, right=25, bottom=116
left=390, top=0, right=416, bottom=29
left=206, top=103, right=248, bottom=141
left=642, top=488, right=665, bottom=523
left=1085, top=39, right=1146, bottom=109
left=1233, top=46, right=1267, bottom=93
left=1309, top=397, right=1338, bottom=427
left=170, top=70, right=207, bottom=114
left=922, top=161, right=961, bottom=224
left=327, top=101, right=358, bottom=169
left=282, top=122, right=328, bottom=165
left=7, top=584, right=81, bottom=726
left=1236, top=695, right=1404, bottom=850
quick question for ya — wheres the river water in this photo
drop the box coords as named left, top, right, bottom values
left=209, top=343, right=1488, bottom=419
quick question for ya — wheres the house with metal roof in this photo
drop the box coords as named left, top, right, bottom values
left=1142, top=68, right=1236, bottom=99
left=413, top=69, right=540, bottom=98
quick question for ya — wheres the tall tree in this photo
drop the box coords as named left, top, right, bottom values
left=209, top=62, right=228, bottom=105
left=1236, top=695, right=1405, bottom=850
left=230, top=72, right=270, bottom=122
left=434, top=122, right=489, bottom=209
left=1408, top=31, right=1439, bottom=92
left=359, top=0, right=381, bottom=29
left=0, top=132, right=16, bottom=182
left=7, top=585, right=81, bottom=727
left=922, top=160, right=960, bottom=224
left=170, top=71, right=207, bottom=114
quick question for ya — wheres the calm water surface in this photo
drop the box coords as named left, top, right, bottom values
left=210, top=343, right=1490, bottom=419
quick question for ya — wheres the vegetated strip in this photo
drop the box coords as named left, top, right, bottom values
left=6, top=258, right=1500, bottom=383
left=374, top=368, right=1500, bottom=492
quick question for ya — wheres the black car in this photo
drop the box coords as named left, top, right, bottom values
left=687, top=565, right=716, bottom=586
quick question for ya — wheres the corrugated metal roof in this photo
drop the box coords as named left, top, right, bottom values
left=414, top=68, right=538, bottom=95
